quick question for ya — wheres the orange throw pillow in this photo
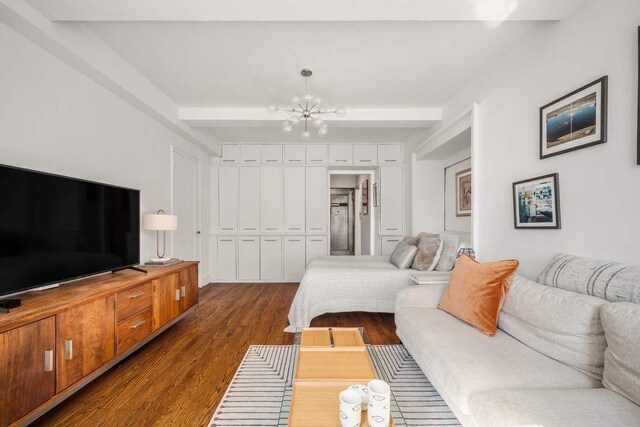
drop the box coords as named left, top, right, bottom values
left=438, top=254, right=519, bottom=337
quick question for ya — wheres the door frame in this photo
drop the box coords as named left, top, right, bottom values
left=170, top=146, right=202, bottom=283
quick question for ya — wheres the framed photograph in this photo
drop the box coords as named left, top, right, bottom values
left=373, top=182, right=379, bottom=207
left=513, top=173, right=561, bottom=229
left=362, top=179, right=369, bottom=215
left=455, top=168, right=472, bottom=217
left=540, top=76, right=607, bottom=159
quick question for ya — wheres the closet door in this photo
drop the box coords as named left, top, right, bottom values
left=354, top=144, right=378, bottom=165
left=260, top=237, right=282, bottom=281
left=380, top=167, right=403, bottom=235
left=217, top=237, right=237, bottom=281
left=306, top=145, right=327, bottom=165
left=305, top=236, right=328, bottom=266
left=378, top=144, right=403, bottom=164
left=262, top=145, right=283, bottom=165
left=329, top=144, right=353, bottom=165
left=260, top=167, right=283, bottom=232
left=283, top=167, right=305, bottom=233
left=283, top=236, right=306, bottom=281
left=218, top=167, right=238, bottom=233
left=284, top=145, right=305, bottom=164
left=305, top=167, right=327, bottom=233
left=238, top=237, right=260, bottom=281
left=240, top=145, right=262, bottom=165
left=238, top=167, right=260, bottom=232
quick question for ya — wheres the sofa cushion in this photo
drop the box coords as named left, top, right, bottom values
left=389, top=241, right=418, bottom=269
left=498, top=276, right=607, bottom=379
left=438, top=255, right=519, bottom=336
left=602, top=302, right=640, bottom=406
left=537, top=254, right=640, bottom=303
left=469, top=388, right=640, bottom=427
left=395, top=307, right=600, bottom=415
left=411, top=233, right=442, bottom=271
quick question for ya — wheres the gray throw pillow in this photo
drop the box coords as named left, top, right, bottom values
left=402, top=235, right=420, bottom=246
left=411, top=233, right=443, bottom=271
left=435, top=234, right=460, bottom=271
left=390, top=241, right=418, bottom=269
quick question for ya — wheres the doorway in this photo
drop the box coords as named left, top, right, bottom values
left=330, top=189, right=355, bottom=255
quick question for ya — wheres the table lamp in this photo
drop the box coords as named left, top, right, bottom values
left=142, top=209, right=178, bottom=262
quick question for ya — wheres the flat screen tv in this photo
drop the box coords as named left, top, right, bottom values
left=0, top=164, right=140, bottom=298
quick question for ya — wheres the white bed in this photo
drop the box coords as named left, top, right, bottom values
left=284, top=255, right=450, bottom=332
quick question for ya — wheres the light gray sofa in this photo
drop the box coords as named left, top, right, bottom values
left=395, top=258, right=640, bottom=426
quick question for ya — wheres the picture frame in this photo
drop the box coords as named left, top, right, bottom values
left=362, top=179, right=369, bottom=215
left=373, top=182, right=379, bottom=207
left=540, top=76, right=607, bottom=159
left=513, top=173, right=561, bottom=229
left=455, top=168, right=472, bottom=217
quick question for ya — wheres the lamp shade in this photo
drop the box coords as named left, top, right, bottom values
left=142, top=213, right=178, bottom=231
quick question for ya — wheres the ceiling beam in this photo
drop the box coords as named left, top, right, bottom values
left=25, top=0, right=583, bottom=22
left=0, top=0, right=220, bottom=156
left=180, top=107, right=442, bottom=129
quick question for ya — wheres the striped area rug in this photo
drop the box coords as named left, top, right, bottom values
left=210, top=345, right=460, bottom=427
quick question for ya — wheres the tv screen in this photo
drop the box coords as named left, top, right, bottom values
left=0, top=164, right=140, bottom=298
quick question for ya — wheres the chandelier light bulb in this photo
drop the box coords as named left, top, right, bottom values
left=313, top=117, right=324, bottom=128
left=283, top=122, right=293, bottom=133
left=318, top=126, right=328, bottom=137
left=302, top=130, right=311, bottom=139
left=267, top=105, right=278, bottom=114
left=291, top=96, right=301, bottom=104
left=335, top=106, right=346, bottom=117
left=303, top=93, right=313, bottom=102
left=289, top=115, right=300, bottom=125
left=313, top=97, right=323, bottom=105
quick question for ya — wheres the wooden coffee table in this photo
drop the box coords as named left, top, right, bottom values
left=289, top=327, right=394, bottom=426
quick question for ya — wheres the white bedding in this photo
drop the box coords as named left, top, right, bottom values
left=284, top=255, right=450, bottom=332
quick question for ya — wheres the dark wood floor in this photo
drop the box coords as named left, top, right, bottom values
left=34, top=283, right=400, bottom=427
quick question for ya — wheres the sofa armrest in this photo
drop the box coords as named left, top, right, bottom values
left=395, top=283, right=448, bottom=312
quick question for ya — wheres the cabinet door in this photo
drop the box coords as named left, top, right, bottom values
left=284, top=144, right=305, bottom=164
left=56, top=297, right=115, bottom=392
left=238, top=237, right=260, bottom=281
left=306, top=236, right=328, bottom=266
left=238, top=167, right=261, bottom=232
left=354, top=144, right=378, bottom=165
left=380, top=167, right=404, bottom=234
left=221, top=144, right=239, bottom=165
left=240, top=144, right=262, bottom=165
left=179, top=265, right=199, bottom=312
left=381, top=236, right=403, bottom=256
left=0, top=317, right=56, bottom=426
left=260, top=237, right=282, bottom=281
left=260, top=167, right=283, bottom=232
left=219, top=167, right=238, bottom=232
left=152, top=274, right=181, bottom=331
left=329, top=144, right=353, bottom=165
left=378, top=144, right=403, bottom=164
left=217, top=237, right=237, bottom=281
left=283, top=167, right=305, bottom=232
left=306, top=167, right=327, bottom=233
left=262, top=145, right=283, bottom=165
left=306, top=144, right=327, bottom=165
left=283, top=236, right=306, bottom=281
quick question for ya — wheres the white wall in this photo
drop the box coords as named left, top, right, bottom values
left=330, top=174, right=357, bottom=188
left=440, top=0, right=640, bottom=278
left=444, top=149, right=472, bottom=233
left=0, top=22, right=212, bottom=283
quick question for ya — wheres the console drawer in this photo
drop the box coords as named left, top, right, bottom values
left=116, top=282, right=152, bottom=322
left=117, top=309, right=152, bottom=355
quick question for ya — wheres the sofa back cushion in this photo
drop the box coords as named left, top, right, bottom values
left=499, top=276, right=607, bottom=379
left=601, top=302, right=640, bottom=405
left=537, top=254, right=640, bottom=303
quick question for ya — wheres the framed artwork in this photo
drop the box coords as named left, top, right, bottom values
left=373, top=182, right=379, bottom=207
left=455, top=168, right=472, bottom=217
left=362, top=179, right=369, bottom=215
left=540, top=76, right=607, bottom=159
left=513, top=173, right=561, bottom=229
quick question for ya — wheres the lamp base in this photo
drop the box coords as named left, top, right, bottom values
left=150, top=257, right=173, bottom=263
left=145, top=258, right=182, bottom=267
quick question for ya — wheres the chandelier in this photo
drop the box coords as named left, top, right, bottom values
left=267, top=68, right=346, bottom=138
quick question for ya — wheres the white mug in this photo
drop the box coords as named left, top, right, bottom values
left=348, top=384, right=369, bottom=409
left=367, top=379, right=391, bottom=427
left=339, top=389, right=362, bottom=427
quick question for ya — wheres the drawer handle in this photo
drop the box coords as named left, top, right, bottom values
left=264, top=239, right=278, bottom=242
left=181, top=285, right=186, bottom=298
left=265, top=159, right=278, bottom=162
left=129, top=291, right=145, bottom=299
left=130, top=320, right=146, bottom=330
left=220, top=239, right=233, bottom=242
left=310, top=227, right=323, bottom=231
left=387, top=239, right=400, bottom=242
left=385, top=159, right=398, bottom=162
left=386, top=228, right=399, bottom=231
left=288, top=228, right=301, bottom=230
left=222, top=159, right=235, bottom=162
left=335, top=159, right=348, bottom=162
left=288, top=159, right=302, bottom=162
left=310, top=159, right=322, bottom=162
left=265, top=228, right=277, bottom=230
left=175, top=289, right=181, bottom=301
left=359, top=160, right=372, bottom=162
left=289, top=239, right=302, bottom=242
left=242, top=239, right=256, bottom=242
left=243, top=228, right=256, bottom=231
left=64, top=339, right=73, bottom=360
left=221, top=227, right=234, bottom=230
left=244, top=159, right=257, bottom=162
left=310, top=239, right=323, bottom=242
left=44, top=349, right=54, bottom=372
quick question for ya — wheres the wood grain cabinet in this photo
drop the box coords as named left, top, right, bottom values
left=56, top=297, right=116, bottom=392
left=179, top=265, right=199, bottom=312
left=152, top=274, right=181, bottom=331
left=0, top=317, right=56, bottom=426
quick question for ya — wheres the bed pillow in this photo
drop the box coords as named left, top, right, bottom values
left=389, top=241, right=418, bottom=269
left=434, top=234, right=460, bottom=272
left=402, top=235, right=420, bottom=246
left=411, top=233, right=443, bottom=271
